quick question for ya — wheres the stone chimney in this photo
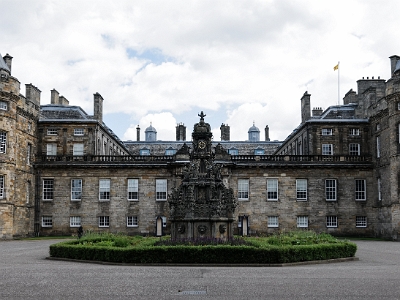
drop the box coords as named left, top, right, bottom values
left=59, top=96, right=69, bottom=106
left=176, top=123, right=186, bottom=141
left=312, top=107, right=323, bottom=117
left=136, top=125, right=140, bottom=141
left=220, top=123, right=230, bottom=141
left=51, top=89, right=59, bottom=104
left=343, top=89, right=357, bottom=105
left=93, top=92, right=104, bottom=123
left=265, top=125, right=270, bottom=141
left=390, top=55, right=400, bottom=77
left=25, top=84, right=41, bottom=106
left=3, top=53, right=12, bottom=74
left=301, top=91, right=311, bottom=123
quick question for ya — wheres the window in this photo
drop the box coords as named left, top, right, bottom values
left=47, top=128, right=57, bottom=135
left=228, top=148, right=239, bottom=155
left=42, top=216, right=53, bottom=227
left=376, top=136, right=380, bottom=158
left=322, top=128, right=333, bottom=135
left=238, top=179, right=249, bottom=200
left=349, top=143, right=360, bottom=156
left=43, top=179, right=54, bottom=201
left=398, top=102, right=400, bottom=111
left=127, top=179, right=138, bottom=201
left=73, top=143, right=84, bottom=156
left=254, top=148, right=265, bottom=155
left=325, top=179, right=337, bottom=201
left=376, top=123, right=380, bottom=131
left=268, top=216, right=279, bottom=228
left=161, top=216, right=167, bottom=227
left=326, top=216, right=338, bottom=228
left=140, top=149, right=150, bottom=156
left=156, top=179, right=167, bottom=201
left=267, top=179, right=278, bottom=201
left=71, top=179, right=82, bottom=201
left=356, top=216, right=367, bottom=227
left=74, top=128, right=84, bottom=136
left=322, top=144, right=333, bottom=155
left=127, top=216, right=138, bottom=227
left=0, top=131, right=6, bottom=153
left=99, top=216, right=110, bottom=227
left=0, top=100, right=7, bottom=110
left=165, top=148, right=176, bottom=156
left=70, top=216, right=81, bottom=227
left=355, top=179, right=366, bottom=201
left=297, top=216, right=308, bottom=228
left=0, top=175, right=4, bottom=199
left=349, top=128, right=360, bottom=136
left=296, top=179, right=307, bottom=201
left=46, top=143, right=57, bottom=156
left=27, top=143, right=32, bottom=165
left=99, top=179, right=110, bottom=201
left=378, top=178, right=382, bottom=201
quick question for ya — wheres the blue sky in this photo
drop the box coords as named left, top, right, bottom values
left=1, top=0, right=400, bottom=142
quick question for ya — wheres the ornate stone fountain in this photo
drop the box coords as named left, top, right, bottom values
left=168, top=112, right=237, bottom=240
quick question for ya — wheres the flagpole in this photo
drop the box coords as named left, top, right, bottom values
left=337, top=61, right=340, bottom=105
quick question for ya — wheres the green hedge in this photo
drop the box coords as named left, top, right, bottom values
left=49, top=240, right=357, bottom=264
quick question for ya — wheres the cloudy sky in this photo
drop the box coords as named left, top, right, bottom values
left=2, top=0, right=400, bottom=142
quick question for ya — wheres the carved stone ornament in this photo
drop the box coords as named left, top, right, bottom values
left=219, top=224, right=227, bottom=234
left=177, top=224, right=186, bottom=234
left=198, top=225, right=207, bottom=235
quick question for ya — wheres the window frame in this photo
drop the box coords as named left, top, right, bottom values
left=46, top=143, right=57, bottom=156
left=254, top=148, right=265, bottom=155
left=74, top=128, right=84, bottom=136
left=42, top=179, right=54, bottom=201
left=47, top=128, right=58, bottom=135
left=321, top=128, right=333, bottom=136
left=378, top=178, right=382, bottom=201
left=268, top=216, right=279, bottom=228
left=42, top=216, right=53, bottom=227
left=376, top=136, right=380, bottom=158
left=98, top=216, right=110, bottom=228
left=0, top=131, right=6, bottom=153
left=322, top=144, right=333, bottom=155
left=73, top=143, right=84, bottom=156
left=70, top=216, right=81, bottom=227
left=325, top=179, right=337, bottom=201
left=127, top=179, right=139, bottom=201
left=349, top=128, right=360, bottom=136
left=140, top=149, right=150, bottom=156
left=99, top=179, right=110, bottom=201
left=356, top=216, right=367, bottom=228
left=266, top=178, right=278, bottom=201
left=71, top=179, right=82, bottom=201
left=228, top=148, right=239, bottom=155
left=349, top=143, right=360, bottom=156
left=297, top=216, right=308, bottom=228
left=355, top=179, right=366, bottom=201
left=156, top=179, right=167, bottom=201
left=238, top=179, right=249, bottom=201
left=127, top=216, right=138, bottom=227
left=0, top=175, right=4, bottom=199
left=296, top=179, right=307, bottom=201
left=326, top=216, right=338, bottom=228
left=0, top=100, right=7, bottom=110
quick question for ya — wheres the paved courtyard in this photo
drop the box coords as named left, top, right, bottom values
left=0, top=239, right=400, bottom=299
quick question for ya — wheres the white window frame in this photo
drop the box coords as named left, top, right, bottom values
left=325, top=179, right=337, bottom=201
left=71, top=179, right=82, bottom=201
left=349, top=128, right=360, bottom=136
left=376, top=136, right=380, bottom=158
left=297, top=216, right=308, bottom=228
left=349, top=143, right=360, bottom=156
left=43, top=179, right=54, bottom=201
left=356, top=216, right=367, bottom=228
left=46, top=143, right=57, bottom=156
left=74, top=128, right=84, bottom=136
left=99, top=179, right=110, bottom=201
left=0, top=175, right=4, bottom=199
left=47, top=128, right=58, bottom=135
left=267, top=179, right=278, bottom=201
left=0, top=131, right=6, bottom=153
left=98, top=216, right=110, bottom=228
left=322, top=128, right=333, bottom=135
left=0, top=100, right=7, bottom=110
left=322, top=144, right=333, bottom=155
left=326, top=216, right=338, bottom=228
left=268, top=216, right=279, bottom=228
left=156, top=179, right=167, bottom=201
left=127, top=216, right=138, bottom=227
left=42, top=216, right=53, bottom=227
left=73, top=143, right=84, bottom=156
left=238, top=179, right=249, bottom=201
left=127, top=179, right=139, bottom=201
left=355, top=179, right=366, bottom=201
left=296, top=179, right=307, bottom=201
left=70, top=216, right=81, bottom=227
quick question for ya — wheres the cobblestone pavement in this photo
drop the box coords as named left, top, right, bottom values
left=0, top=239, right=400, bottom=299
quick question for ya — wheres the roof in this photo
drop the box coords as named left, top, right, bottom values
left=248, top=122, right=260, bottom=133
left=145, top=124, right=157, bottom=133
left=394, top=60, right=400, bottom=74
left=0, top=54, right=10, bottom=73
left=40, top=105, right=90, bottom=120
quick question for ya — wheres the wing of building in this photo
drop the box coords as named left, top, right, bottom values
left=1, top=53, right=400, bottom=239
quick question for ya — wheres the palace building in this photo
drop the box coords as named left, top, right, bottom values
left=1, top=52, right=400, bottom=239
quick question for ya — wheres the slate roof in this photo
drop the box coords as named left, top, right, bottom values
left=40, top=105, right=90, bottom=120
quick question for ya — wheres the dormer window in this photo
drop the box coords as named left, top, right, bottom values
left=254, top=148, right=265, bottom=155
left=140, top=148, right=150, bottom=156
left=47, top=129, right=57, bottom=135
left=228, top=148, right=239, bottom=155
left=0, top=101, right=7, bottom=110
left=165, top=148, right=176, bottom=156
left=322, top=128, right=333, bottom=135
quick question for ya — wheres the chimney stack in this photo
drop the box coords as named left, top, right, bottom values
left=265, top=125, right=270, bottom=141
left=176, top=123, right=186, bottom=141
left=93, top=92, right=104, bottom=123
left=220, top=123, right=230, bottom=141
left=390, top=55, right=400, bottom=77
left=136, top=125, right=140, bottom=141
left=312, top=107, right=323, bottom=117
left=301, top=91, right=311, bottom=123
left=51, top=89, right=59, bottom=104
left=3, top=53, right=12, bottom=74
left=25, top=84, right=41, bottom=106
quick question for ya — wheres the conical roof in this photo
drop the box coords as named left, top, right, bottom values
left=145, top=122, right=157, bottom=133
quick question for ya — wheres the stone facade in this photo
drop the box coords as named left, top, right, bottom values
left=1, top=52, right=400, bottom=240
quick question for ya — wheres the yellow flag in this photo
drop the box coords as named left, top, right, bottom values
left=333, top=64, right=339, bottom=71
